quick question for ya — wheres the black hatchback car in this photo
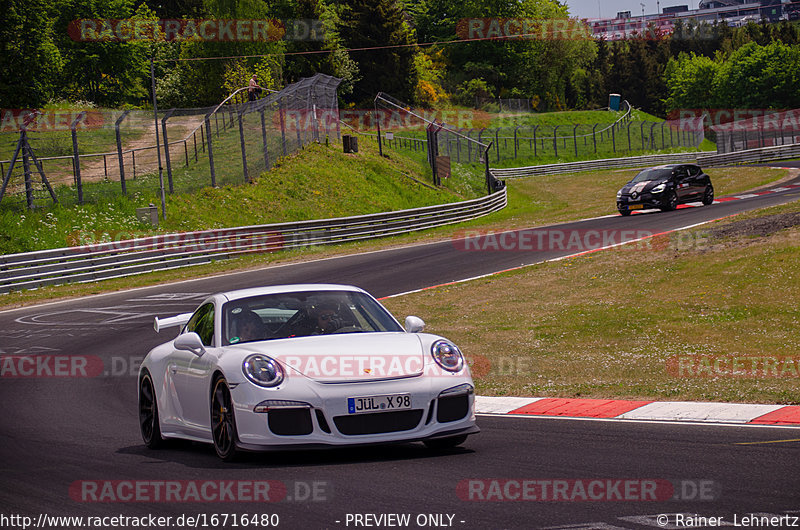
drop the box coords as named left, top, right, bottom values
left=616, top=164, right=714, bottom=216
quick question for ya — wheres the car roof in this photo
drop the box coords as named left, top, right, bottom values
left=221, top=284, right=367, bottom=302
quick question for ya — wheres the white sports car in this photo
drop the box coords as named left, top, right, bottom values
left=139, top=284, right=478, bottom=460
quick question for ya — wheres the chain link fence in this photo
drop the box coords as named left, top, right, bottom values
left=377, top=117, right=705, bottom=165
left=0, top=73, right=342, bottom=211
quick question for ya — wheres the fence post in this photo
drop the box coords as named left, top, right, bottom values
left=259, top=107, right=269, bottom=169
left=237, top=107, right=250, bottom=183
left=183, top=140, right=189, bottom=166
left=660, top=122, right=666, bottom=149
left=627, top=122, right=632, bottom=151
left=278, top=102, right=288, bottom=155
left=611, top=123, right=616, bottom=153
left=204, top=113, right=216, bottom=187
left=70, top=111, right=87, bottom=204
left=161, top=108, right=175, bottom=193
left=533, top=125, right=539, bottom=157
left=22, top=130, right=34, bottom=209
left=553, top=125, right=560, bottom=157
left=495, top=129, right=500, bottom=162
left=573, top=124, right=579, bottom=157
left=115, top=110, right=131, bottom=194
left=640, top=122, right=646, bottom=150
left=650, top=122, right=657, bottom=149
left=294, top=111, right=302, bottom=148
left=514, top=125, right=521, bottom=158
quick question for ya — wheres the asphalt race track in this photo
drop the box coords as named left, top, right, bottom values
left=2, top=178, right=800, bottom=529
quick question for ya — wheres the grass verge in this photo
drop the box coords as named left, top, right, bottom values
left=0, top=165, right=790, bottom=312
left=382, top=199, right=800, bottom=404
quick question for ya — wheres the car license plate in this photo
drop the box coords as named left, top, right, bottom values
left=347, top=394, right=411, bottom=414
left=627, top=204, right=644, bottom=210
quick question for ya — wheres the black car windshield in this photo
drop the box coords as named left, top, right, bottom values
left=222, top=290, right=404, bottom=345
left=631, top=168, right=673, bottom=183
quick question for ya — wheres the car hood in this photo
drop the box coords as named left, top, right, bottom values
left=228, top=332, right=426, bottom=382
left=620, top=179, right=667, bottom=195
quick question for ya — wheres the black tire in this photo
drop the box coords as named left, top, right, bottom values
left=139, top=371, right=164, bottom=449
left=424, top=434, right=468, bottom=451
left=702, top=185, right=714, bottom=206
left=211, top=376, right=240, bottom=461
left=660, top=190, right=678, bottom=212
left=618, top=209, right=631, bottom=216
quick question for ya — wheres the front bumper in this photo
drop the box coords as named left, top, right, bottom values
left=617, top=193, right=663, bottom=211
left=230, top=374, right=478, bottom=450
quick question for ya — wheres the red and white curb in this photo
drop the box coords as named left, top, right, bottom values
left=476, top=396, right=800, bottom=426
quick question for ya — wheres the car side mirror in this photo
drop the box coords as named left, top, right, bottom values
left=174, top=332, right=206, bottom=356
left=404, top=316, right=425, bottom=333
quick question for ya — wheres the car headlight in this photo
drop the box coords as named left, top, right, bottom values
left=651, top=183, right=666, bottom=194
left=616, top=190, right=622, bottom=198
left=242, top=354, right=284, bottom=387
left=431, top=340, right=464, bottom=372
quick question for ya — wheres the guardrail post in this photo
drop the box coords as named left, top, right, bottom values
left=237, top=107, right=250, bottom=183
left=204, top=113, right=216, bottom=187
left=161, top=109, right=175, bottom=193
left=70, top=111, right=87, bottom=204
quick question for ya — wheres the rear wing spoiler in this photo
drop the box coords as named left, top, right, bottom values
left=154, top=312, right=193, bottom=333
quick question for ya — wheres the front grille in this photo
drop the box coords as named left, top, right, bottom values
left=333, top=410, right=424, bottom=436
left=268, top=408, right=313, bottom=436
left=436, top=394, right=470, bottom=423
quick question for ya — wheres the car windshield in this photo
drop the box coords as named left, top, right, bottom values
left=222, top=290, right=404, bottom=345
left=631, top=168, right=673, bottom=183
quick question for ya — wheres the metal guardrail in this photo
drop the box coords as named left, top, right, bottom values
left=0, top=188, right=507, bottom=294
left=489, top=152, right=714, bottom=178
left=697, top=142, right=800, bottom=167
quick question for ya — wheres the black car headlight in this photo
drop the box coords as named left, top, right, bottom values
left=651, top=183, right=666, bottom=194
left=431, top=340, right=464, bottom=372
left=242, top=354, right=284, bottom=387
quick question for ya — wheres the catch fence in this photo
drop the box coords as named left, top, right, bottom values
left=0, top=73, right=342, bottom=210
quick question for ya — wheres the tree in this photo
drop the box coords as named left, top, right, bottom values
left=337, top=0, right=417, bottom=104
left=0, top=0, right=63, bottom=107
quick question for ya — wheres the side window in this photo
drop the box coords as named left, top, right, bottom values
left=689, top=166, right=700, bottom=177
left=186, top=303, right=215, bottom=346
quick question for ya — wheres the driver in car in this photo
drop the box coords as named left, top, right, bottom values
left=310, top=301, right=341, bottom=334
